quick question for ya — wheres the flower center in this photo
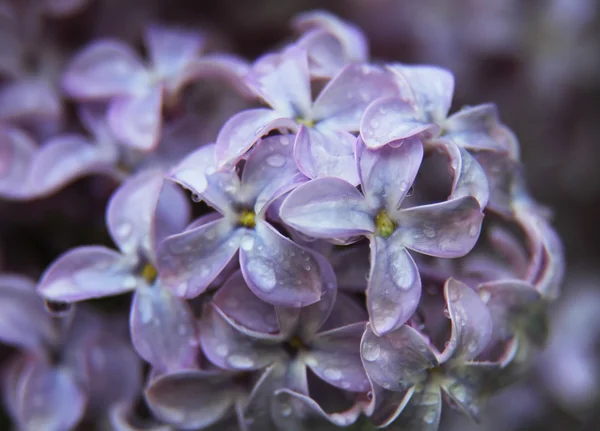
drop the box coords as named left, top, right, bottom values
left=283, top=336, right=306, bottom=358
left=375, top=209, right=396, bottom=239
left=141, top=263, right=158, bottom=284
left=295, top=117, right=315, bottom=128
left=239, top=209, right=256, bottom=228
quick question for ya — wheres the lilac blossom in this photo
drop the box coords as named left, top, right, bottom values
left=281, top=137, right=484, bottom=335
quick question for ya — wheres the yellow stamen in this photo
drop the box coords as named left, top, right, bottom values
left=375, top=209, right=397, bottom=239
left=142, top=263, right=158, bottom=284
left=288, top=336, right=305, bottom=350
left=239, top=209, right=256, bottom=229
left=296, top=117, right=315, bottom=128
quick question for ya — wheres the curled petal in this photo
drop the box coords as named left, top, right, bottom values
left=167, top=142, right=218, bottom=195
left=294, top=126, right=359, bottom=185
left=199, top=305, right=280, bottom=371
left=439, top=278, right=493, bottom=364
left=313, top=63, right=403, bottom=131
left=107, top=86, right=163, bottom=151
left=395, top=196, right=484, bottom=258
left=308, top=323, right=369, bottom=392
left=357, top=135, right=423, bottom=211
left=472, top=151, right=518, bottom=216
left=130, top=284, right=199, bottom=371
left=240, top=221, right=329, bottom=307
left=361, top=324, right=437, bottom=392
left=367, top=238, right=421, bottom=335
left=63, top=40, right=149, bottom=99
left=387, top=384, right=441, bottom=431
left=145, top=370, right=236, bottom=430
left=360, top=97, right=439, bottom=149
left=215, top=108, right=297, bottom=168
left=280, top=177, right=375, bottom=239
left=151, top=180, right=191, bottom=256
left=0, top=126, right=36, bottom=199
left=157, top=217, right=242, bottom=298
left=365, top=384, right=414, bottom=428
left=0, top=78, right=62, bottom=125
left=37, top=246, right=135, bottom=302
left=444, top=104, right=507, bottom=152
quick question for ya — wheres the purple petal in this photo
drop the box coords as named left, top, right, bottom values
left=213, top=270, right=280, bottom=336
left=240, top=220, right=330, bottom=306
left=106, top=170, right=166, bottom=256
left=0, top=78, right=62, bottom=125
left=361, top=324, right=437, bottom=392
left=321, top=293, right=368, bottom=331
left=246, top=46, right=312, bottom=117
left=37, top=246, right=135, bottom=302
left=0, top=126, right=36, bottom=199
left=187, top=54, right=253, bottom=97
left=279, top=177, right=375, bottom=239
left=63, top=40, right=149, bottom=99
left=17, top=361, right=86, bottom=431
left=294, top=126, right=359, bottom=185
left=157, top=217, right=242, bottom=298
left=367, top=237, right=421, bottom=335
left=388, top=64, right=454, bottom=122
left=0, top=275, right=53, bottom=350
left=167, top=142, right=218, bottom=195
left=145, top=370, right=236, bottom=429
left=364, top=384, right=414, bottom=427
left=199, top=305, right=281, bottom=371
left=313, top=63, right=402, bottom=131
left=107, top=86, right=163, bottom=151
left=444, top=104, right=508, bottom=152
left=275, top=389, right=362, bottom=427
left=130, top=284, right=198, bottom=371
left=43, top=0, right=93, bottom=17
left=395, top=196, right=484, bottom=258
left=308, top=323, right=369, bottom=392
left=215, top=108, right=297, bottom=168
left=387, top=384, right=442, bottom=431
left=360, top=97, right=439, bottom=149
left=151, top=179, right=191, bottom=258
left=439, top=278, right=493, bottom=363
left=330, top=242, right=370, bottom=292
left=357, top=135, right=423, bottom=211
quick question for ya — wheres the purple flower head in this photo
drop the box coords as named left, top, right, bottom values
left=37, top=170, right=199, bottom=372
left=281, top=137, right=484, bottom=335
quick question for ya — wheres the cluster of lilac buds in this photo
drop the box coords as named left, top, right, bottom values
left=0, top=3, right=564, bottom=430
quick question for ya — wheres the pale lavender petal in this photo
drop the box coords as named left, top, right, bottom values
left=130, top=284, right=198, bottom=371
left=246, top=46, right=312, bottom=117
left=240, top=220, right=330, bottom=306
left=388, top=64, right=455, bottom=122
left=294, top=126, right=359, bottom=185
left=0, top=126, right=36, bottom=199
left=157, top=217, right=242, bottom=298
left=367, top=237, right=421, bottom=335
left=107, top=86, right=163, bottom=151
left=151, top=179, right=191, bottom=258
left=275, top=389, right=362, bottom=427
left=444, top=104, right=507, bottom=152
left=37, top=246, right=135, bottom=302
left=357, top=136, right=423, bottom=211
left=199, top=305, right=281, bottom=370
left=395, top=196, right=484, bottom=258
left=439, top=278, right=493, bottom=364
left=106, top=169, right=166, bottom=256
left=109, top=403, right=171, bottom=431
left=313, top=63, right=402, bottom=131
left=167, top=142, right=218, bottom=195
left=360, top=97, right=439, bottom=149
left=17, top=362, right=86, bottom=431
left=0, top=78, right=62, bottom=125
left=473, top=150, right=518, bottom=216
left=63, top=40, right=149, bottom=99
left=29, top=134, right=117, bottom=198
left=308, top=323, right=369, bottom=392
left=279, top=177, right=375, bottom=239
left=361, top=324, right=437, bottom=392
left=387, top=384, right=441, bottom=431
left=215, top=108, right=297, bottom=168
left=0, top=275, right=53, bottom=349
left=145, top=370, right=236, bottom=430
left=213, top=270, right=280, bottom=336
left=294, top=30, right=353, bottom=79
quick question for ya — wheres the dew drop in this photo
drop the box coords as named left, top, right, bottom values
left=423, top=409, right=437, bottom=424
left=240, top=234, right=255, bottom=251
left=369, top=119, right=380, bottom=129
left=44, top=299, right=72, bottom=316
left=469, top=224, right=479, bottom=237
left=191, top=193, right=201, bottom=203
left=266, top=154, right=286, bottom=168
left=122, top=275, right=137, bottom=289
left=227, top=354, right=255, bottom=369
left=116, top=223, right=132, bottom=238
left=280, top=404, right=292, bottom=417
left=324, top=368, right=343, bottom=381
left=423, top=226, right=436, bottom=239
left=246, top=260, right=277, bottom=292
left=177, top=324, right=187, bottom=335
left=216, top=345, right=228, bottom=357
left=362, top=342, right=381, bottom=362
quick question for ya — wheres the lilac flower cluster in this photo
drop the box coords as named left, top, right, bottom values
left=0, top=4, right=564, bottom=430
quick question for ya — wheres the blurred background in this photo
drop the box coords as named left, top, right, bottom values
left=1, top=0, right=599, bottom=430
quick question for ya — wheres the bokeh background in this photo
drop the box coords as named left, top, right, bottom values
left=1, top=0, right=599, bottom=429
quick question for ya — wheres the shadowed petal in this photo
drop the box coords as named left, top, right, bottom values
left=0, top=126, right=36, bottom=199
left=107, top=86, right=163, bottom=151
left=308, top=322, right=369, bottom=392
left=320, top=293, right=368, bottom=331
left=215, top=108, right=297, bottom=168
left=294, top=126, right=359, bottom=185
left=240, top=221, right=329, bottom=306
left=275, top=389, right=362, bottom=427
left=357, top=136, right=423, bottom=211
left=63, top=40, right=149, bottom=99
left=187, top=54, right=252, bottom=97
left=386, top=384, right=441, bottom=431
left=157, top=217, right=242, bottom=298
left=444, top=104, right=508, bottom=152
left=37, top=246, right=135, bottom=302
left=0, top=78, right=62, bottom=125
left=472, top=151, right=518, bottom=216
left=151, top=179, right=191, bottom=258
left=367, top=237, right=421, bottom=335
left=130, top=284, right=198, bottom=371
left=395, top=196, right=484, bottom=258
left=360, top=97, right=439, bottom=149
left=361, top=324, right=437, bottom=392
left=439, top=278, right=493, bottom=364
left=330, top=242, right=370, bottom=292
left=145, top=370, right=236, bottom=430
left=280, top=177, right=375, bottom=239
left=313, top=63, right=402, bottom=131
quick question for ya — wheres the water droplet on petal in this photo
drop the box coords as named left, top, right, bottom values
left=369, top=119, right=380, bottom=129
left=362, top=342, right=381, bottom=362
left=216, top=345, right=228, bottom=357
left=246, top=260, right=277, bottom=292
left=469, top=224, right=479, bottom=237
left=324, top=368, right=343, bottom=381
left=240, top=234, right=255, bottom=251
left=424, top=409, right=437, bottom=424
left=227, top=354, right=255, bottom=369
left=122, top=275, right=137, bottom=289
left=116, top=223, right=132, bottom=238
left=266, top=154, right=286, bottom=168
